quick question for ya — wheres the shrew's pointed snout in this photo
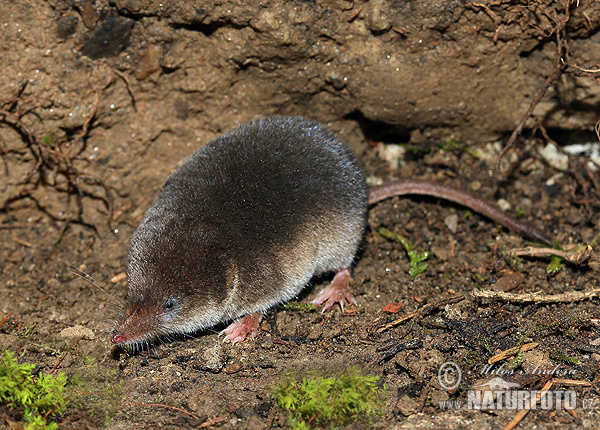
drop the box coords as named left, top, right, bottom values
left=110, top=331, right=125, bottom=344
left=109, top=304, right=161, bottom=346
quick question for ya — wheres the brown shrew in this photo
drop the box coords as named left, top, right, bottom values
left=110, top=116, right=550, bottom=347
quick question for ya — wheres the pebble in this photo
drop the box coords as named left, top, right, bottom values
left=59, top=324, right=95, bottom=340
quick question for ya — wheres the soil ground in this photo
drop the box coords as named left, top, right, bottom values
left=1, top=1, right=599, bottom=429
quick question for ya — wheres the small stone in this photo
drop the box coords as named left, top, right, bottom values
left=444, top=214, right=458, bottom=233
left=492, top=272, right=524, bottom=292
left=538, top=143, right=569, bottom=171
left=224, top=362, right=243, bottom=374
left=366, top=0, right=392, bottom=33
left=59, top=325, right=95, bottom=340
left=444, top=304, right=462, bottom=320
left=200, top=343, right=227, bottom=373
left=469, top=180, right=482, bottom=192
left=376, top=143, right=405, bottom=170
left=260, top=334, right=274, bottom=349
left=135, top=44, right=163, bottom=80
left=395, top=394, right=419, bottom=416
left=497, top=198, right=511, bottom=211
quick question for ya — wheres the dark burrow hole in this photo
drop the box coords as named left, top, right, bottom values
left=345, top=110, right=411, bottom=145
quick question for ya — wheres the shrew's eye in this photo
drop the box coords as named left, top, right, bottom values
left=164, top=299, right=175, bottom=310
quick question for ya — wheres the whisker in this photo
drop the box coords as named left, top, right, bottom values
left=106, top=306, right=124, bottom=316
left=68, top=266, right=125, bottom=309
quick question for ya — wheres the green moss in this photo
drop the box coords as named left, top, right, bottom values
left=376, top=227, right=429, bottom=277
left=404, top=144, right=429, bottom=156
left=550, top=351, right=578, bottom=365
left=41, top=135, right=55, bottom=147
left=271, top=367, right=386, bottom=429
left=18, top=323, right=38, bottom=340
left=0, top=350, right=68, bottom=429
left=473, top=273, right=487, bottom=284
left=437, top=140, right=481, bottom=159
left=507, top=351, right=523, bottom=370
left=546, top=255, right=563, bottom=275
left=518, top=321, right=559, bottom=346
left=482, top=343, right=494, bottom=356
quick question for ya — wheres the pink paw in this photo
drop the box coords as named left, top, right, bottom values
left=311, top=268, right=356, bottom=312
left=220, top=312, right=262, bottom=344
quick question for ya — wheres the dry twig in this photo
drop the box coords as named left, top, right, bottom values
left=374, top=295, right=464, bottom=334
left=508, top=244, right=594, bottom=265
left=503, top=380, right=553, bottom=430
left=114, top=69, right=137, bottom=111
left=488, top=342, right=539, bottom=364
left=472, top=288, right=600, bottom=303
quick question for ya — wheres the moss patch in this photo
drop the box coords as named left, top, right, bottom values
left=0, top=350, right=68, bottom=430
left=271, top=366, right=386, bottom=429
